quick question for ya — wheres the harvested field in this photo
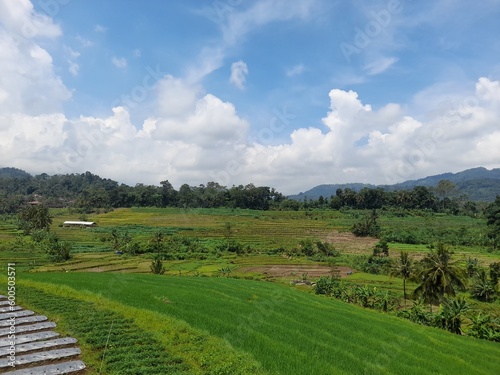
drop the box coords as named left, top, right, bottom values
left=239, top=264, right=354, bottom=278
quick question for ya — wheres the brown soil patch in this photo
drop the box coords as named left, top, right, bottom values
left=239, top=264, right=354, bottom=278
left=324, top=231, right=378, bottom=254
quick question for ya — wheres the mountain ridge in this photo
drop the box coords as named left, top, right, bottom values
left=288, top=167, right=500, bottom=202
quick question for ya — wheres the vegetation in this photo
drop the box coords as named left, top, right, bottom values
left=413, top=243, right=467, bottom=309
left=2, top=168, right=500, bottom=373
left=10, top=273, right=500, bottom=375
left=390, top=251, right=413, bottom=307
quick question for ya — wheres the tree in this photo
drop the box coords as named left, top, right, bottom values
left=18, top=204, right=52, bottom=234
left=373, top=239, right=389, bottom=257
left=470, top=269, right=497, bottom=302
left=485, top=196, right=500, bottom=249
left=44, top=234, right=72, bottom=262
left=391, top=251, right=413, bottom=307
left=150, top=256, right=165, bottom=274
left=436, top=180, right=456, bottom=210
left=351, top=209, right=381, bottom=237
left=413, top=243, right=467, bottom=310
left=150, top=230, right=166, bottom=254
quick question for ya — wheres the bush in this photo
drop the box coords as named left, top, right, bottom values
left=150, top=257, right=165, bottom=274
left=351, top=210, right=380, bottom=238
left=45, top=239, right=72, bottom=262
left=314, top=276, right=338, bottom=296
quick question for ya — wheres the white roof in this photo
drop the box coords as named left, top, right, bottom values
left=63, top=221, right=96, bottom=225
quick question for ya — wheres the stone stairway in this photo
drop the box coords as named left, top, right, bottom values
left=0, top=295, right=86, bottom=374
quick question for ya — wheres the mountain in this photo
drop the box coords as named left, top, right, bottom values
left=0, top=167, right=31, bottom=179
left=289, top=183, right=376, bottom=201
left=288, top=167, right=500, bottom=202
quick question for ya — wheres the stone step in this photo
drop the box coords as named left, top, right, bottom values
left=0, top=331, right=59, bottom=348
left=0, top=347, right=81, bottom=369
left=2, top=360, right=86, bottom=375
left=0, top=315, right=47, bottom=328
left=0, top=306, right=22, bottom=313
left=0, top=337, right=78, bottom=357
left=0, top=310, right=35, bottom=321
left=0, top=322, right=57, bottom=337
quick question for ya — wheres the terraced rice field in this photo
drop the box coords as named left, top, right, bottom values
left=11, top=272, right=500, bottom=375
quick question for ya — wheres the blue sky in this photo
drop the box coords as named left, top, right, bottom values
left=1, top=0, right=500, bottom=194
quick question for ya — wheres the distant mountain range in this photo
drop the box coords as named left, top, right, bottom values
left=288, top=167, right=500, bottom=202
left=2, top=166, right=500, bottom=202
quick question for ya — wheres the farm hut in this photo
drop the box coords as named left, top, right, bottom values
left=63, top=221, right=97, bottom=228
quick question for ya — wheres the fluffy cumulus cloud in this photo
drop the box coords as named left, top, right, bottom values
left=0, top=1, right=70, bottom=115
left=240, top=77, right=500, bottom=193
left=1, top=0, right=500, bottom=195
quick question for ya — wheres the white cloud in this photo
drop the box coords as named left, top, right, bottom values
left=1, top=2, right=500, bottom=194
left=76, top=35, right=93, bottom=48
left=229, top=60, right=248, bottom=90
left=0, top=29, right=71, bottom=115
left=188, top=0, right=318, bottom=82
left=65, top=47, right=80, bottom=76
left=286, top=64, right=305, bottom=77
left=0, top=0, right=61, bottom=39
left=94, top=24, right=106, bottom=33
left=363, top=57, right=398, bottom=75
left=112, top=56, right=127, bottom=69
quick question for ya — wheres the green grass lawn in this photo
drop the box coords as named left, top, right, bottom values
left=12, top=272, right=500, bottom=375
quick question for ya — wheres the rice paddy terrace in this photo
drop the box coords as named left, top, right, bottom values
left=6, top=273, right=500, bottom=375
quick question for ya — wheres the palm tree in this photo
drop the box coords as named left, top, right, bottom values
left=391, top=251, right=413, bottom=308
left=470, top=269, right=496, bottom=302
left=413, top=243, right=467, bottom=311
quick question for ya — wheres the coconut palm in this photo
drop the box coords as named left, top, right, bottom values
left=413, top=243, right=467, bottom=311
left=391, top=251, right=413, bottom=307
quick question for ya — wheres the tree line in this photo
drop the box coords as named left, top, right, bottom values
left=0, top=170, right=489, bottom=215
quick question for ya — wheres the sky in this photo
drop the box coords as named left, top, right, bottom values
left=0, top=0, right=500, bottom=195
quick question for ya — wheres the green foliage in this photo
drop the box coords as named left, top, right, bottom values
left=352, top=255, right=393, bottom=275
left=295, top=239, right=340, bottom=259
left=413, top=243, right=467, bottom=306
left=372, top=239, right=389, bottom=257
left=489, top=262, right=500, bottom=286
left=150, top=256, right=165, bottom=275
left=470, top=269, right=497, bottom=302
left=219, top=266, right=232, bottom=277
left=435, top=297, right=469, bottom=335
left=466, top=257, right=480, bottom=277
left=390, top=251, right=413, bottom=307
left=397, top=299, right=435, bottom=326
left=18, top=204, right=52, bottom=234
left=314, top=276, right=338, bottom=296
left=44, top=234, right=72, bottom=262
left=16, top=273, right=500, bottom=375
left=485, top=196, right=500, bottom=249
left=351, top=209, right=380, bottom=237
left=467, top=313, right=500, bottom=342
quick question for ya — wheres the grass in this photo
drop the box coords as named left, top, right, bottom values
left=12, top=272, right=500, bottom=375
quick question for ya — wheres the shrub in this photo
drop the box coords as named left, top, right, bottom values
left=314, top=276, right=338, bottom=296
left=150, top=257, right=165, bottom=274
